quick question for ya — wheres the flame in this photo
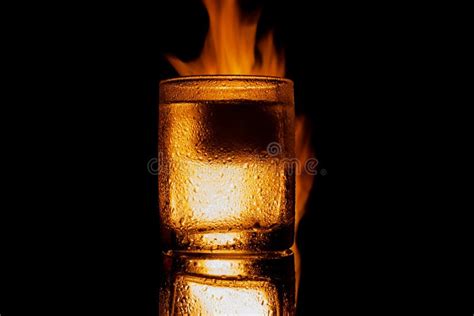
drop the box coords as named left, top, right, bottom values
left=166, top=0, right=315, bottom=301
left=166, top=0, right=284, bottom=76
left=293, top=116, right=315, bottom=298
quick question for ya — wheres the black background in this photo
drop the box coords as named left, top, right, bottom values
left=1, top=1, right=459, bottom=315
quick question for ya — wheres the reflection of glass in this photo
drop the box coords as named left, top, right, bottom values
left=159, top=250, right=295, bottom=315
left=159, top=76, right=295, bottom=251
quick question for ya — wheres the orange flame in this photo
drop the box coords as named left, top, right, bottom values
left=166, top=0, right=314, bottom=300
left=293, top=116, right=315, bottom=298
left=166, top=0, right=284, bottom=76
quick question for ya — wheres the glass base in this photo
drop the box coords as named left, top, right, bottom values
left=162, top=224, right=294, bottom=252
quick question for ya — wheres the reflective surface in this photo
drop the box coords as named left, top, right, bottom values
left=159, top=250, right=295, bottom=315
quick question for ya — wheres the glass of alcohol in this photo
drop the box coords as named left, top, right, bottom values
left=159, top=76, right=295, bottom=251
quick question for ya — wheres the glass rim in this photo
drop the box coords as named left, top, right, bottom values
left=159, top=75, right=294, bottom=104
left=159, top=75, right=293, bottom=86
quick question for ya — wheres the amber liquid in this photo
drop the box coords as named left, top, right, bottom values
left=159, top=100, right=295, bottom=251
